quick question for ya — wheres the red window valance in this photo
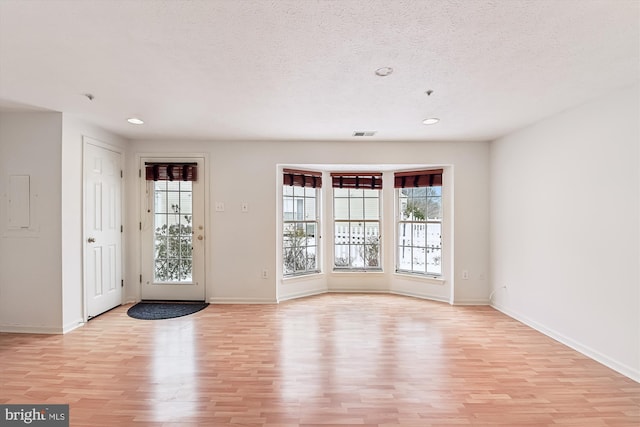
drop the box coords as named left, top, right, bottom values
left=283, top=168, right=322, bottom=188
left=331, top=172, right=382, bottom=189
left=145, top=163, right=198, bottom=181
left=394, top=169, right=443, bottom=188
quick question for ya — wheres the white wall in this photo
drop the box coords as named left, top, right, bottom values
left=0, top=112, right=63, bottom=332
left=129, top=139, right=490, bottom=305
left=490, top=84, right=640, bottom=381
left=61, top=115, right=127, bottom=331
left=0, top=112, right=126, bottom=333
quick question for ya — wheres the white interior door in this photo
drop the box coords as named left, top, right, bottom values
left=141, top=157, right=205, bottom=301
left=84, top=141, right=122, bottom=318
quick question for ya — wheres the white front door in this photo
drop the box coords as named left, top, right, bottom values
left=84, top=141, right=123, bottom=318
left=140, top=157, right=206, bottom=301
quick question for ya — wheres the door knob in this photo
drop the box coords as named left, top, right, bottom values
left=88, top=237, right=95, bottom=243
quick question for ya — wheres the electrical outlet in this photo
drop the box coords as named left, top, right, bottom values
left=462, top=270, right=469, bottom=280
left=262, top=269, right=268, bottom=279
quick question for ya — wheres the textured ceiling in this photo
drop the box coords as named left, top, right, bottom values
left=0, top=0, right=638, bottom=142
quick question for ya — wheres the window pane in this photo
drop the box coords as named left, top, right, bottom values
left=181, top=238, right=192, bottom=257
left=398, top=223, right=412, bottom=246
left=155, top=215, right=168, bottom=234
left=397, top=245, right=412, bottom=270
left=412, top=223, right=425, bottom=246
left=167, top=191, right=180, bottom=213
left=427, top=196, right=441, bottom=220
left=180, top=192, right=193, bottom=214
left=413, top=247, right=426, bottom=271
left=167, top=181, right=180, bottom=191
left=293, top=186, right=304, bottom=196
left=363, top=189, right=378, bottom=198
left=283, top=223, right=296, bottom=247
left=167, top=214, right=180, bottom=228
left=305, top=223, right=317, bottom=245
left=306, top=246, right=317, bottom=270
left=179, top=259, right=192, bottom=281
left=427, top=248, right=442, bottom=275
left=350, top=223, right=363, bottom=244
left=334, top=188, right=349, bottom=197
left=154, top=191, right=167, bottom=213
left=428, top=186, right=442, bottom=197
left=405, top=199, right=426, bottom=221
left=349, top=188, right=363, bottom=197
left=335, top=222, right=350, bottom=244
left=283, top=197, right=294, bottom=220
left=349, top=198, right=364, bottom=219
left=350, top=244, right=364, bottom=268
left=365, top=222, right=379, bottom=238
left=283, top=186, right=294, bottom=196
left=154, top=236, right=167, bottom=258
left=305, top=197, right=316, bottom=220
left=364, top=198, right=379, bottom=219
left=364, top=231, right=380, bottom=268
left=335, top=245, right=350, bottom=267
left=334, top=198, right=349, bottom=220
left=427, top=223, right=442, bottom=248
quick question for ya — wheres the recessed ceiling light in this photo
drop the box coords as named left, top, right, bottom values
left=422, top=118, right=440, bottom=125
left=375, top=67, right=393, bottom=77
left=127, top=117, right=144, bottom=125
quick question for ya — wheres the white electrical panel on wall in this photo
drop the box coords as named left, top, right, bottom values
left=8, top=174, right=31, bottom=229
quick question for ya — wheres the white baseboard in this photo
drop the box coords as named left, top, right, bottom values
left=453, top=298, right=490, bottom=306
left=62, top=319, right=85, bottom=334
left=277, top=288, right=326, bottom=303
left=328, top=288, right=389, bottom=294
left=0, top=324, right=64, bottom=334
left=209, top=297, right=277, bottom=304
left=389, top=290, right=451, bottom=304
left=492, top=302, right=640, bottom=383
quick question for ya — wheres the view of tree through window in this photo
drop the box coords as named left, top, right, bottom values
left=282, top=168, right=443, bottom=278
left=283, top=184, right=319, bottom=276
left=397, top=186, right=442, bottom=275
left=154, top=181, right=193, bottom=282
left=334, top=188, right=381, bottom=270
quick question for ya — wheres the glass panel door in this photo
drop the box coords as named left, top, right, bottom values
left=141, top=157, right=205, bottom=301
left=153, top=180, right=193, bottom=282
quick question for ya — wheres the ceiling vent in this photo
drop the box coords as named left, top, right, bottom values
left=353, top=131, right=377, bottom=137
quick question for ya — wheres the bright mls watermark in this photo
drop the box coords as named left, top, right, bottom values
left=0, top=405, right=68, bottom=426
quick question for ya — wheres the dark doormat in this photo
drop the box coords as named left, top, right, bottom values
left=127, top=301, right=209, bottom=320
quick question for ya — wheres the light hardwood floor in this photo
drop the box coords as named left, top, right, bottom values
left=1, top=293, right=638, bottom=426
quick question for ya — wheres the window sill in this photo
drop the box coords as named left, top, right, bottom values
left=393, top=272, right=445, bottom=285
left=331, top=270, right=385, bottom=275
left=282, top=272, right=324, bottom=283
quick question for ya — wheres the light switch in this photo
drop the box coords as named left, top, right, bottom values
left=215, top=202, right=225, bottom=212
left=241, top=202, right=249, bottom=213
